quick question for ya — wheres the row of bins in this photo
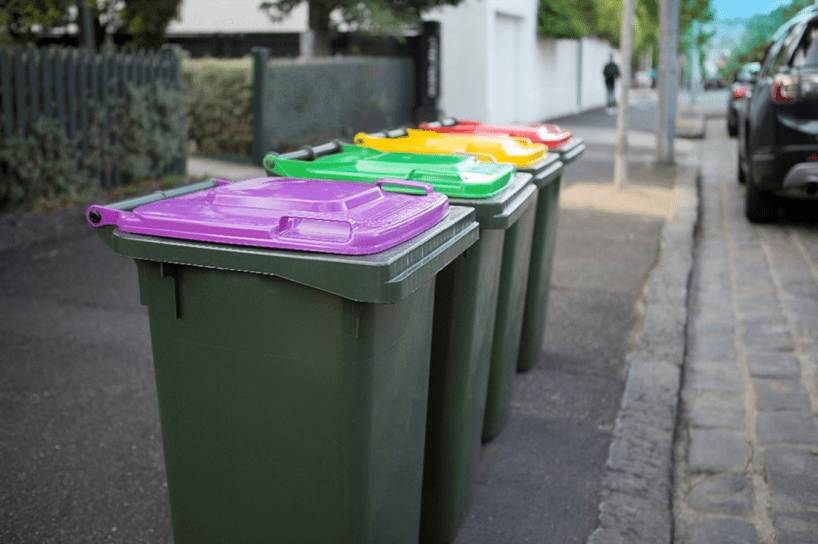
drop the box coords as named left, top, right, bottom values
left=87, top=119, right=585, bottom=543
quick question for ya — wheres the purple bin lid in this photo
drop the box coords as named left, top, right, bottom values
left=86, top=177, right=449, bottom=255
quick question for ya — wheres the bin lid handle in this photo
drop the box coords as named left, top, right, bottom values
left=86, top=205, right=123, bottom=228
left=376, top=179, right=433, bottom=196
left=455, top=152, right=496, bottom=164
left=406, top=169, right=461, bottom=183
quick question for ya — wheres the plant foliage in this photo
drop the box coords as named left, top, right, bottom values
left=722, top=0, right=814, bottom=79
left=537, top=0, right=715, bottom=65
left=0, top=79, right=186, bottom=212
left=0, top=0, right=182, bottom=49
left=182, top=58, right=254, bottom=158
left=259, top=0, right=466, bottom=56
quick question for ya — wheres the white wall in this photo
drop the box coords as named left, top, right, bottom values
left=167, top=0, right=308, bottom=33
left=581, top=38, right=619, bottom=112
left=532, top=38, right=581, bottom=120
left=424, top=0, right=490, bottom=121
left=427, top=0, right=619, bottom=124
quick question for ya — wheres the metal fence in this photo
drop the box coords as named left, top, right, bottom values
left=252, top=48, right=414, bottom=162
left=0, top=45, right=185, bottom=188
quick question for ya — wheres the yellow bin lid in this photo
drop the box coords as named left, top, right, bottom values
left=354, top=128, right=548, bottom=168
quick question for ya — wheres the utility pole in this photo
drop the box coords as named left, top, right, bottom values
left=657, top=0, right=680, bottom=164
left=613, top=0, right=636, bottom=189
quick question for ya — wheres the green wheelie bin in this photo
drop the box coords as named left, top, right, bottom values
left=347, top=130, right=565, bottom=436
left=265, top=142, right=538, bottom=543
left=86, top=177, right=478, bottom=544
left=515, top=153, right=568, bottom=374
left=418, top=119, right=581, bottom=373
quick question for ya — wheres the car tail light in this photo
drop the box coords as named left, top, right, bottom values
left=733, top=86, right=748, bottom=99
left=772, top=73, right=818, bottom=102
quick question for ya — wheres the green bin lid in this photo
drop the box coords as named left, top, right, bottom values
left=265, top=144, right=516, bottom=199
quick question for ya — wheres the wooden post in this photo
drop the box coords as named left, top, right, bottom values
left=252, top=47, right=270, bottom=166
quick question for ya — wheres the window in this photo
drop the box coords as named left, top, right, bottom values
left=792, top=22, right=818, bottom=68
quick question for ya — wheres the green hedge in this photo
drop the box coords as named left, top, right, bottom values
left=0, top=79, right=186, bottom=213
left=182, top=57, right=254, bottom=159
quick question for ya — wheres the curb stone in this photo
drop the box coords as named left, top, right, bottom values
left=588, top=158, right=701, bottom=544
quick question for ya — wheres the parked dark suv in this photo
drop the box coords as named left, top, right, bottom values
left=738, top=4, right=818, bottom=222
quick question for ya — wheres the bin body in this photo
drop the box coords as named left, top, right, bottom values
left=139, top=259, right=433, bottom=543
left=422, top=173, right=536, bottom=541
left=88, top=179, right=479, bottom=543
left=480, top=200, right=536, bottom=440
left=516, top=155, right=567, bottom=373
left=267, top=150, right=537, bottom=542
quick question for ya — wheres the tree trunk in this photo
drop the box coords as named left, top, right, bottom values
left=308, top=2, right=333, bottom=57
left=614, top=0, right=635, bottom=189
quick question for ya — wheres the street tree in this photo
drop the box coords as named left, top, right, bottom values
left=0, top=0, right=75, bottom=43
left=723, top=0, right=813, bottom=78
left=0, top=0, right=182, bottom=49
left=537, top=0, right=714, bottom=69
left=259, top=0, right=466, bottom=57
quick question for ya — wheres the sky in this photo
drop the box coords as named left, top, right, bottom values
left=712, top=0, right=802, bottom=19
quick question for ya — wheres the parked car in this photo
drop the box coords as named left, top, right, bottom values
left=705, top=75, right=725, bottom=89
left=727, top=62, right=760, bottom=137
left=737, top=4, right=818, bottom=223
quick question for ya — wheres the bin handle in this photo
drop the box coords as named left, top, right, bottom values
left=385, top=127, right=410, bottom=139
left=262, top=153, right=279, bottom=173
left=86, top=206, right=123, bottom=228
left=268, top=140, right=344, bottom=165
left=511, top=136, right=534, bottom=145
left=455, top=152, right=496, bottom=164
left=86, top=178, right=230, bottom=227
left=273, top=215, right=354, bottom=244
left=406, top=169, right=461, bottom=183
left=354, top=132, right=374, bottom=144
left=376, top=179, right=433, bottom=196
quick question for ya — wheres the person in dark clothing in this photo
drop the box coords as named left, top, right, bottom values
left=603, top=54, right=620, bottom=113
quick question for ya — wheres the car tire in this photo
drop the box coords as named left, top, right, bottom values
left=745, top=181, right=777, bottom=223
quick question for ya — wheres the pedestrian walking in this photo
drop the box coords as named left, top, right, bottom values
left=603, top=54, right=620, bottom=114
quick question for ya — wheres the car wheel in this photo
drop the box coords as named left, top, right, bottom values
left=745, top=181, right=777, bottom=223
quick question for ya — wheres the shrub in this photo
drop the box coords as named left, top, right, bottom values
left=0, top=118, right=96, bottom=211
left=182, top=57, right=254, bottom=159
left=0, top=79, right=186, bottom=212
left=106, top=79, right=188, bottom=180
